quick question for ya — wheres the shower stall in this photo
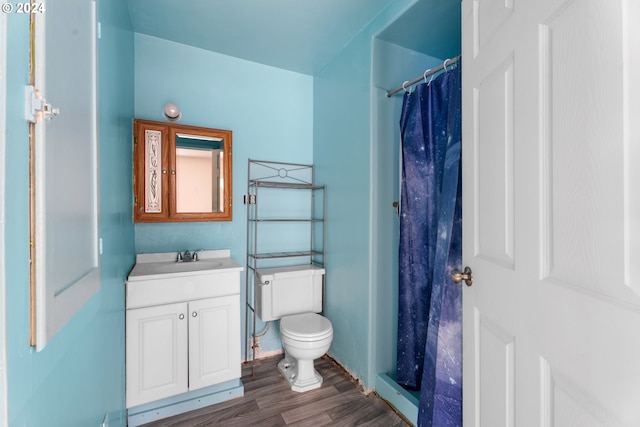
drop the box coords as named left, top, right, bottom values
left=371, top=3, right=462, bottom=425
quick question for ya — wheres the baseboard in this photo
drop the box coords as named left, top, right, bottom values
left=127, top=379, right=244, bottom=427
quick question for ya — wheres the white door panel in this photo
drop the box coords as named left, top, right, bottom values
left=463, top=0, right=640, bottom=426
left=473, top=54, right=515, bottom=269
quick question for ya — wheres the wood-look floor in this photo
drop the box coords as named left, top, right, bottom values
left=141, top=355, right=412, bottom=427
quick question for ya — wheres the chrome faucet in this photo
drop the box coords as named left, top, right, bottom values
left=176, top=249, right=203, bottom=262
left=192, top=249, right=204, bottom=261
left=176, top=250, right=192, bottom=262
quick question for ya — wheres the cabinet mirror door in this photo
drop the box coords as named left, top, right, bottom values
left=133, top=119, right=232, bottom=222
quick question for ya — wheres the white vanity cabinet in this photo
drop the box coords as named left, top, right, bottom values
left=125, top=251, right=243, bottom=410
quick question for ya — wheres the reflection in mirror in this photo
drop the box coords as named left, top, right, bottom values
left=175, top=134, right=224, bottom=213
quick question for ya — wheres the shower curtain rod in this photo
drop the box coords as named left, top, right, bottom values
left=386, top=54, right=461, bottom=97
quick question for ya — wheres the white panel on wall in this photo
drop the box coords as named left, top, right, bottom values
left=539, top=0, right=633, bottom=303
left=34, top=0, right=100, bottom=350
left=474, top=55, right=515, bottom=269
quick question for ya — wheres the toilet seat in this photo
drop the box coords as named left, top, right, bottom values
left=280, top=313, right=333, bottom=342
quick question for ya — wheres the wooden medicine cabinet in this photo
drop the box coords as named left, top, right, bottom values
left=133, top=119, right=233, bottom=222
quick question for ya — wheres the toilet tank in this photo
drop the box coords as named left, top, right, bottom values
left=254, top=265, right=325, bottom=321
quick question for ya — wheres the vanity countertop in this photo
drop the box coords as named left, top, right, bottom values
left=127, top=249, right=243, bottom=282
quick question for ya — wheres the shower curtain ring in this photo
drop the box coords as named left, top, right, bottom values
left=402, top=81, right=412, bottom=94
left=423, top=69, right=432, bottom=84
left=443, top=58, right=451, bottom=72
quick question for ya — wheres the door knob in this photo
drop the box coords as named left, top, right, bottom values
left=451, top=266, right=473, bottom=286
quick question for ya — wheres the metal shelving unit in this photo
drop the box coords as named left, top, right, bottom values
left=245, top=160, right=326, bottom=371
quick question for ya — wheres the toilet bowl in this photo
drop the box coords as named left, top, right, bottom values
left=277, top=312, right=333, bottom=392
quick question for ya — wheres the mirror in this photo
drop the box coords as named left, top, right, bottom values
left=174, top=133, right=224, bottom=213
left=133, top=119, right=232, bottom=222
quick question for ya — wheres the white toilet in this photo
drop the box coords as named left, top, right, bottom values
left=255, top=265, right=333, bottom=392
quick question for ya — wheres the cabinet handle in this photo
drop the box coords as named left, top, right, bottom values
left=179, top=314, right=185, bottom=320
left=192, top=311, right=198, bottom=318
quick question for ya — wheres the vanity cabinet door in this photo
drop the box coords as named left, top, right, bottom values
left=126, top=302, right=189, bottom=408
left=188, top=295, right=241, bottom=390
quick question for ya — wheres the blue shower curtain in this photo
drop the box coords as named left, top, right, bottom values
left=396, top=64, right=462, bottom=427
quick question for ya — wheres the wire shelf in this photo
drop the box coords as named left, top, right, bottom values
left=245, top=159, right=327, bottom=375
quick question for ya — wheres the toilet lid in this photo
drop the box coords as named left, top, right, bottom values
left=280, top=313, right=333, bottom=342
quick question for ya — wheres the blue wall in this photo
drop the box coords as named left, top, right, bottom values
left=313, top=0, right=459, bottom=392
left=313, top=1, right=417, bottom=388
left=4, top=1, right=135, bottom=426
left=133, top=34, right=314, bottom=357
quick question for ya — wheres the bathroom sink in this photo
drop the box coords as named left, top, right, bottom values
left=125, top=249, right=244, bottom=317
left=127, top=249, right=243, bottom=281
left=152, top=259, right=224, bottom=274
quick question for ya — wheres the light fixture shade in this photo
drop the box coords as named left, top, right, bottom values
left=163, top=103, right=182, bottom=122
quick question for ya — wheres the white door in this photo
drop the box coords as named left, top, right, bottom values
left=126, top=302, right=189, bottom=408
left=462, top=1, right=640, bottom=426
left=189, top=295, right=241, bottom=390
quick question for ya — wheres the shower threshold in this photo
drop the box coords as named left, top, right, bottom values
left=375, top=373, right=419, bottom=426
